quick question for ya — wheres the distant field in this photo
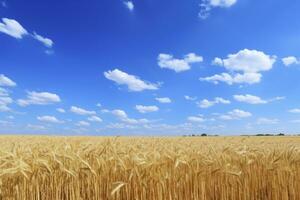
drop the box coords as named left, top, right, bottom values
left=0, top=136, right=299, bottom=199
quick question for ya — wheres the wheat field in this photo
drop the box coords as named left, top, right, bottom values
left=0, top=136, right=299, bottom=200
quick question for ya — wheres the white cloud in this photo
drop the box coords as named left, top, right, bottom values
left=106, top=123, right=138, bottom=129
left=197, top=97, right=230, bottom=108
left=112, top=109, right=128, bottom=119
left=220, top=109, right=252, bottom=120
left=200, top=72, right=262, bottom=85
left=290, top=119, right=300, bottom=123
left=0, top=120, right=12, bottom=126
left=158, top=53, right=203, bottom=72
left=37, top=115, right=63, bottom=123
left=101, top=109, right=110, bottom=113
left=198, top=99, right=214, bottom=108
left=88, top=116, right=102, bottom=122
left=270, top=96, right=286, bottom=101
left=256, top=118, right=278, bottom=125
left=32, top=32, right=53, bottom=48
left=96, top=103, right=102, bottom=107
left=0, top=87, right=9, bottom=96
left=45, top=50, right=54, bottom=55
left=0, top=86, right=13, bottom=112
left=7, top=115, right=14, bottom=119
left=184, top=95, right=197, bottom=101
left=135, top=105, right=159, bottom=113
left=124, top=1, right=134, bottom=11
left=282, top=56, right=300, bottom=66
left=155, top=97, right=171, bottom=103
left=201, top=49, right=275, bottom=85
left=234, top=94, right=284, bottom=105
left=187, top=116, right=205, bottom=123
left=0, top=18, right=53, bottom=51
left=229, top=109, right=252, bottom=118
left=27, top=124, right=46, bottom=130
left=234, top=94, right=267, bottom=104
left=221, top=49, right=276, bottom=73
left=17, top=91, right=61, bottom=106
left=212, top=57, right=223, bottom=66
left=56, top=108, right=65, bottom=113
left=0, top=96, right=12, bottom=112
left=215, top=97, right=230, bottom=104
left=0, top=74, right=16, bottom=87
left=209, top=0, right=237, bottom=7
left=0, top=18, right=28, bottom=39
left=70, top=106, right=96, bottom=115
left=184, top=53, right=204, bottom=63
left=289, top=108, right=300, bottom=114
left=104, top=69, right=159, bottom=92
left=111, top=109, right=149, bottom=124
left=1, top=1, right=7, bottom=8
left=199, top=0, right=237, bottom=19
left=76, top=121, right=90, bottom=127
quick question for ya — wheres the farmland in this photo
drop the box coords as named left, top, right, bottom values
left=0, top=136, right=299, bottom=199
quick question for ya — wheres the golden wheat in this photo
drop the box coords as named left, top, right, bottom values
left=0, top=136, right=299, bottom=200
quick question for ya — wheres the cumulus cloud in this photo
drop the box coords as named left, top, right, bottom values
left=104, top=69, right=159, bottom=92
left=96, top=103, right=102, bottom=107
left=212, top=57, right=223, bottom=66
left=187, top=116, right=205, bottom=123
left=56, top=108, right=66, bottom=113
left=111, top=109, right=149, bottom=124
left=106, top=123, right=138, bottom=129
left=17, top=91, right=61, bottom=106
left=0, top=18, right=54, bottom=51
left=37, top=115, right=64, bottom=123
left=282, top=56, right=300, bottom=66
left=155, top=97, right=171, bottom=103
left=221, top=49, right=276, bottom=72
left=234, top=94, right=285, bottom=104
left=199, top=0, right=237, bottom=19
left=124, top=1, right=134, bottom=11
left=219, top=109, right=252, bottom=120
left=256, top=117, right=279, bottom=125
left=290, top=119, right=300, bottom=123
left=101, top=109, right=110, bottom=113
left=0, top=74, right=16, bottom=87
left=111, top=109, right=127, bottom=119
left=1, top=1, right=7, bottom=8
left=0, top=82, right=14, bottom=112
left=87, top=116, right=102, bottom=122
left=70, top=106, right=96, bottom=115
left=76, top=121, right=90, bottom=127
left=0, top=18, right=28, bottom=39
left=201, top=49, right=276, bottom=85
left=197, top=97, right=230, bottom=108
left=0, top=120, right=12, bottom=126
left=7, top=115, right=14, bottom=120
left=289, top=108, right=300, bottom=114
left=234, top=94, right=267, bottom=104
left=184, top=95, right=197, bottom=101
left=0, top=88, right=8, bottom=96
left=27, top=124, right=46, bottom=130
left=32, top=32, right=53, bottom=48
left=200, top=72, right=262, bottom=85
left=135, top=105, right=159, bottom=113
left=0, top=96, right=12, bottom=112
left=158, top=53, right=203, bottom=72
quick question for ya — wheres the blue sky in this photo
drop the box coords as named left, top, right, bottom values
left=1, top=0, right=300, bottom=135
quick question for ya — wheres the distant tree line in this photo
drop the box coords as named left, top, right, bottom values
left=255, top=133, right=285, bottom=136
left=183, top=133, right=218, bottom=137
left=183, top=133, right=300, bottom=137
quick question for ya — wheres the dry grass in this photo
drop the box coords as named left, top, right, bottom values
left=0, top=136, right=299, bottom=200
